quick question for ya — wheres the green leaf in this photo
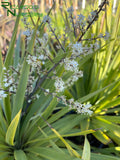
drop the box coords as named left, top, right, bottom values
left=0, top=105, right=8, bottom=132
left=14, top=33, right=21, bottom=68
left=4, top=0, right=26, bottom=69
left=92, top=117, right=120, bottom=145
left=51, top=128, right=81, bottom=158
left=38, top=126, right=63, bottom=153
left=98, top=116, right=120, bottom=124
left=82, top=137, right=90, bottom=160
left=14, top=150, right=28, bottom=160
left=26, top=147, right=79, bottom=160
left=92, top=129, right=111, bottom=145
left=5, top=109, right=21, bottom=146
left=42, top=97, right=58, bottom=120
left=95, top=96, right=120, bottom=113
left=0, top=152, right=9, bottom=160
left=1, top=0, right=26, bottom=126
left=20, top=95, right=52, bottom=137
left=3, top=95, right=11, bottom=124
left=12, top=59, right=29, bottom=119
left=62, top=130, right=95, bottom=137
left=78, top=80, right=119, bottom=103
left=91, top=152, right=120, bottom=160
left=12, top=18, right=40, bottom=119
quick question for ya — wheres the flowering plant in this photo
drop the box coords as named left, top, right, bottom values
left=0, top=0, right=120, bottom=159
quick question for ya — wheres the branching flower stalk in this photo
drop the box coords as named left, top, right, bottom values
left=0, top=0, right=110, bottom=116
left=78, top=0, right=109, bottom=41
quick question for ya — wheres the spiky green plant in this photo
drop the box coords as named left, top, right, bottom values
left=0, top=0, right=120, bottom=160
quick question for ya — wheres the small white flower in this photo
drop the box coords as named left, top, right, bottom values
left=9, top=86, right=14, bottom=92
left=104, top=32, right=110, bottom=40
left=78, top=14, right=85, bottom=21
left=72, top=42, right=83, bottom=56
left=43, top=15, right=51, bottom=23
left=3, top=67, right=6, bottom=71
left=38, top=55, right=45, bottom=60
left=23, top=29, right=31, bottom=36
left=3, top=78, right=8, bottom=82
left=0, top=90, right=7, bottom=99
left=75, top=14, right=86, bottom=29
left=68, top=98, right=74, bottom=104
left=28, top=99, right=32, bottom=103
left=4, top=83, right=9, bottom=87
left=64, top=58, right=79, bottom=72
left=67, top=6, right=74, bottom=14
left=46, top=89, right=49, bottom=93
left=54, top=77, right=65, bottom=92
left=94, top=42, right=100, bottom=50
left=84, top=104, right=92, bottom=108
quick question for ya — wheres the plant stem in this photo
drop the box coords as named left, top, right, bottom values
left=78, top=0, right=108, bottom=42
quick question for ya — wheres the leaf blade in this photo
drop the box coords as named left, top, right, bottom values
left=5, top=109, right=21, bottom=146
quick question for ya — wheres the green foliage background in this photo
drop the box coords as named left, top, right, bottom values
left=0, top=0, right=120, bottom=159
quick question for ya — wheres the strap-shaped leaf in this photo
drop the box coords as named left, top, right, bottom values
left=5, top=110, right=21, bottom=146
left=4, top=0, right=25, bottom=69
left=14, top=150, right=28, bottom=160
left=12, top=59, right=30, bottom=119
left=78, top=80, right=119, bottom=103
left=82, top=136, right=90, bottom=160
left=51, top=128, right=81, bottom=158
left=12, top=18, right=40, bottom=119
left=27, top=147, right=76, bottom=160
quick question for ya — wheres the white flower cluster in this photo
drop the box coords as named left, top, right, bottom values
left=23, top=29, right=31, bottom=36
left=2, top=67, right=19, bottom=92
left=75, top=14, right=86, bottom=30
left=0, top=65, right=38, bottom=100
left=26, top=55, right=45, bottom=74
left=23, top=29, right=34, bottom=44
left=72, top=42, right=83, bottom=56
left=54, top=69, right=83, bottom=92
left=98, top=32, right=110, bottom=40
left=43, top=15, right=51, bottom=24
left=34, top=32, right=50, bottom=58
left=36, top=33, right=49, bottom=50
left=54, top=77, right=65, bottom=92
left=53, top=54, right=84, bottom=92
left=71, top=41, right=101, bottom=58
left=26, top=75, right=35, bottom=94
left=64, top=58, right=79, bottom=73
left=0, top=90, right=7, bottom=100
left=67, top=6, right=74, bottom=16
left=60, top=97, right=93, bottom=115
left=41, top=88, right=92, bottom=115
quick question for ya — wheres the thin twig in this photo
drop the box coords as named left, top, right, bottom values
left=10, top=66, right=20, bottom=75
left=70, top=15, right=76, bottom=38
left=48, top=24, right=66, bottom=52
left=78, top=0, right=108, bottom=42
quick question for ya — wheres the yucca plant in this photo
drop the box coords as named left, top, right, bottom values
left=0, top=0, right=120, bottom=160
